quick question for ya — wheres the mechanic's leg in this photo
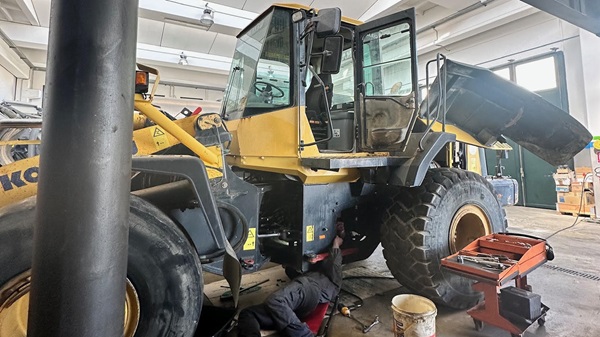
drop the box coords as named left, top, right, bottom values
left=237, top=304, right=276, bottom=337
left=264, top=279, right=319, bottom=337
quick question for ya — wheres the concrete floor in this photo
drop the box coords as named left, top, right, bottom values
left=205, top=206, right=600, bottom=337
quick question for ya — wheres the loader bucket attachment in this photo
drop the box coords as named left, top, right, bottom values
left=423, top=59, right=592, bottom=166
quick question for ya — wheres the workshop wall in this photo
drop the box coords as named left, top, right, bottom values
left=11, top=64, right=227, bottom=114
left=15, top=69, right=44, bottom=106
left=0, top=65, right=16, bottom=102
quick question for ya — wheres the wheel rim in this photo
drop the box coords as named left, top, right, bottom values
left=0, top=271, right=140, bottom=337
left=449, top=204, right=492, bottom=253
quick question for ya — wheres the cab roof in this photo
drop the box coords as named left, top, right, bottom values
left=273, top=3, right=363, bottom=25
left=237, top=3, right=362, bottom=37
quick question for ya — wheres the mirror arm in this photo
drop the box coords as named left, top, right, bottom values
left=300, top=21, right=316, bottom=40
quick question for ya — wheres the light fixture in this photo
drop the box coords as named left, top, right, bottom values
left=178, top=52, right=188, bottom=66
left=200, top=3, right=214, bottom=27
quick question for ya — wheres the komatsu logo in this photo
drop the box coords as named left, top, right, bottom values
left=0, top=167, right=39, bottom=191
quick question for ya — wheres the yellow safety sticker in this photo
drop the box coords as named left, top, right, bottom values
left=151, top=126, right=170, bottom=151
left=243, top=228, right=256, bottom=250
left=307, top=225, right=314, bottom=242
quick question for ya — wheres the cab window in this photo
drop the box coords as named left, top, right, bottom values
left=223, top=9, right=292, bottom=119
left=362, top=23, right=412, bottom=97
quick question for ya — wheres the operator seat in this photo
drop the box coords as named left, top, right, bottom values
left=305, top=74, right=333, bottom=143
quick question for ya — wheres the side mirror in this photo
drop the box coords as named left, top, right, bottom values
left=314, top=8, right=341, bottom=38
left=321, top=35, right=343, bottom=74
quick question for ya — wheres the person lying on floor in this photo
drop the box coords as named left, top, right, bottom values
left=237, top=234, right=344, bottom=337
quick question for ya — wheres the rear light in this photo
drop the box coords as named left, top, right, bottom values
left=135, top=71, right=149, bottom=94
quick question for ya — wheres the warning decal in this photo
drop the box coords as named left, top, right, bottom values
left=243, top=228, right=256, bottom=250
left=306, top=225, right=314, bottom=242
left=151, top=127, right=170, bottom=151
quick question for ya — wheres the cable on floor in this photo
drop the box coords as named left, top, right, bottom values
left=546, top=173, right=592, bottom=240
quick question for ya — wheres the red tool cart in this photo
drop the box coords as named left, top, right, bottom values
left=442, top=233, right=552, bottom=337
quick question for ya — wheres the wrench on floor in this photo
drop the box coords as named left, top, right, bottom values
left=362, top=316, right=380, bottom=333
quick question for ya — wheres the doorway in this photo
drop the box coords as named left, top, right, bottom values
left=485, top=52, right=570, bottom=209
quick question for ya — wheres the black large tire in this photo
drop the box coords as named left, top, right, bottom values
left=0, top=195, right=203, bottom=337
left=381, top=168, right=506, bottom=309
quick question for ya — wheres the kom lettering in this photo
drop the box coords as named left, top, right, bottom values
left=0, top=167, right=39, bottom=191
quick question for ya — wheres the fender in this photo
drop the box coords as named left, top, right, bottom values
left=389, top=132, right=456, bottom=187
left=131, top=155, right=245, bottom=306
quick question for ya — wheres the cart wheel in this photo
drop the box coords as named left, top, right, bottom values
left=473, top=319, right=484, bottom=331
left=538, top=316, right=546, bottom=326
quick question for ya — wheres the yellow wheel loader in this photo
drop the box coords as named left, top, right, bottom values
left=0, top=4, right=591, bottom=336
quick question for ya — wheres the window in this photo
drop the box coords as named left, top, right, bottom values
left=362, top=23, right=412, bottom=97
left=330, top=47, right=354, bottom=107
left=515, top=57, right=557, bottom=92
left=223, top=9, right=292, bottom=119
left=493, top=68, right=510, bottom=81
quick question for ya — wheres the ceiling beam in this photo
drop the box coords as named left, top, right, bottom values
left=0, top=36, right=30, bottom=78
left=137, top=43, right=231, bottom=74
left=0, top=21, right=233, bottom=74
left=15, top=0, right=39, bottom=25
left=360, top=0, right=406, bottom=21
left=417, top=0, right=538, bottom=54
left=0, top=22, right=48, bottom=49
left=138, top=0, right=256, bottom=36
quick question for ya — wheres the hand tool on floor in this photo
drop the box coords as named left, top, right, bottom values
left=362, top=316, right=379, bottom=333
left=220, top=279, right=269, bottom=301
left=340, top=306, right=378, bottom=334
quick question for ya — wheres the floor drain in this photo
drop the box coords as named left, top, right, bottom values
left=542, top=264, right=600, bottom=281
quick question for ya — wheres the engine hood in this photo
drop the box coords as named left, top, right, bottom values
left=422, top=59, right=591, bottom=166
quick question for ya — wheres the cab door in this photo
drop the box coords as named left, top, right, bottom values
left=355, top=8, right=418, bottom=152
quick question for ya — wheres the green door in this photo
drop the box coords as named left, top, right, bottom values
left=485, top=53, right=569, bottom=209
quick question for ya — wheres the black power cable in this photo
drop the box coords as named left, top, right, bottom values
left=546, top=173, right=593, bottom=240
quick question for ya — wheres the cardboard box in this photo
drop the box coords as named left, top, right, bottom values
left=556, top=191, right=594, bottom=205
left=555, top=185, right=570, bottom=192
left=553, top=172, right=574, bottom=186
left=571, top=181, right=593, bottom=193
left=575, top=167, right=592, bottom=176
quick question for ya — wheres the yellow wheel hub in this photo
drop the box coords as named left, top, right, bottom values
left=449, top=204, right=492, bottom=253
left=0, top=271, right=140, bottom=337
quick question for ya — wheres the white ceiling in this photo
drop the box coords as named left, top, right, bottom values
left=0, top=0, right=537, bottom=87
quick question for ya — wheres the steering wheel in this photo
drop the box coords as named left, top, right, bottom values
left=253, top=81, right=285, bottom=98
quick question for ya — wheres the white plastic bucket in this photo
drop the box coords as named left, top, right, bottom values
left=391, top=294, right=437, bottom=337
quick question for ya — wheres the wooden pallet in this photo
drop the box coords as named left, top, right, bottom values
left=556, top=202, right=594, bottom=217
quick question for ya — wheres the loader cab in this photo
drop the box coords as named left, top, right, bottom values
left=222, top=5, right=418, bottom=156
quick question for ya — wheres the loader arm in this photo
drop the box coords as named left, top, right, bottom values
left=0, top=98, right=221, bottom=207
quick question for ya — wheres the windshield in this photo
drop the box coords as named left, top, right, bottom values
left=222, top=8, right=292, bottom=120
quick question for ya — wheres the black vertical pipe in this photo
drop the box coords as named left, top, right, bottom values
left=27, top=0, right=138, bottom=336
